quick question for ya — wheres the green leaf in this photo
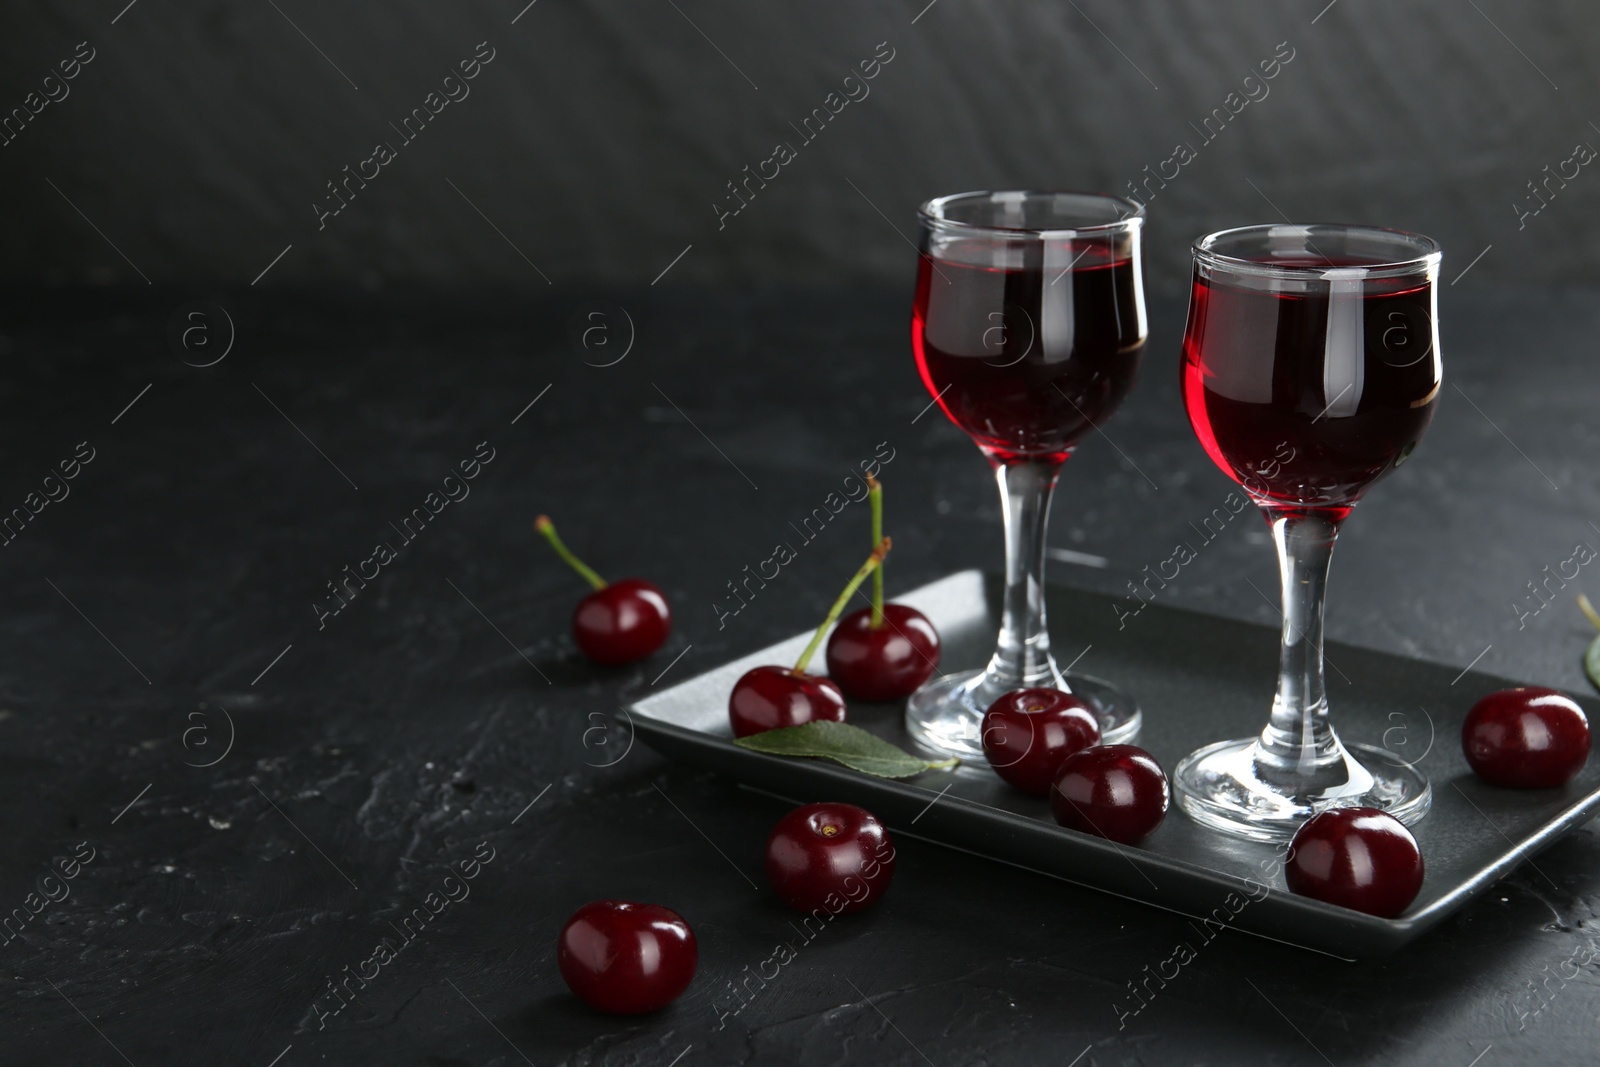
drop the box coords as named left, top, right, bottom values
left=733, top=720, right=958, bottom=779
left=1585, top=633, right=1600, bottom=693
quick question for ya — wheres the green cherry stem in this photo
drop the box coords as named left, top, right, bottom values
left=793, top=537, right=892, bottom=676
left=534, top=516, right=608, bottom=591
left=1580, top=594, right=1600, bottom=631
left=868, top=474, right=885, bottom=629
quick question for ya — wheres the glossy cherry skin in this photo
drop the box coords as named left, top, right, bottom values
left=824, top=604, right=942, bottom=702
left=765, top=802, right=896, bottom=914
left=1050, top=745, right=1169, bottom=843
left=573, top=579, right=672, bottom=665
left=729, top=665, right=846, bottom=738
left=982, top=688, right=1101, bottom=796
left=1285, top=807, right=1424, bottom=918
left=557, top=900, right=697, bottom=1014
left=1462, top=687, right=1591, bottom=789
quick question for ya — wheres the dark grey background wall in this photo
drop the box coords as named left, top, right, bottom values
left=2, top=1, right=1597, bottom=291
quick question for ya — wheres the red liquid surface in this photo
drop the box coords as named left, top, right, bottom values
left=913, top=248, right=1145, bottom=465
left=1181, top=261, right=1439, bottom=518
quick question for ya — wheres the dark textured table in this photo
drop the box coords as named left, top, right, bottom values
left=2, top=282, right=1596, bottom=1065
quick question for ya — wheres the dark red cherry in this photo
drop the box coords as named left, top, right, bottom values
left=1050, top=745, right=1169, bottom=843
left=982, top=688, right=1101, bottom=796
left=765, top=802, right=896, bottom=914
left=825, top=477, right=938, bottom=701
left=825, top=604, right=941, bottom=702
left=729, top=665, right=845, bottom=738
left=1462, top=687, right=1591, bottom=789
left=730, top=539, right=892, bottom=737
left=573, top=578, right=672, bottom=664
left=1285, top=807, right=1424, bottom=918
left=536, top=517, right=672, bottom=665
left=557, top=900, right=697, bottom=1014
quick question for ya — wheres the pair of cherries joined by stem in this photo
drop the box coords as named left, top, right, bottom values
left=729, top=539, right=891, bottom=737
left=731, top=476, right=943, bottom=736
left=535, top=516, right=671, bottom=665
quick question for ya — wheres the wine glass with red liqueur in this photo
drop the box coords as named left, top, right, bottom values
left=907, top=190, right=1147, bottom=758
left=1174, top=223, right=1442, bottom=841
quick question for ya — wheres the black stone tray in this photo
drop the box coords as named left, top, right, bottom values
left=628, top=571, right=1600, bottom=957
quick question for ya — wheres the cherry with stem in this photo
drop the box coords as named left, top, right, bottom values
left=730, top=538, right=891, bottom=738
left=535, top=516, right=672, bottom=665
left=870, top=474, right=885, bottom=628
left=825, top=476, right=942, bottom=702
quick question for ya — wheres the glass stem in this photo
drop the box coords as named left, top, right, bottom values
left=1256, top=510, right=1345, bottom=779
left=985, top=459, right=1066, bottom=691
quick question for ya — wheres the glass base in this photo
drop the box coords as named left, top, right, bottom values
left=1173, top=737, right=1431, bottom=843
left=906, top=668, right=1141, bottom=760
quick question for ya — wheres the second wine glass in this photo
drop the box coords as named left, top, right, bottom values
left=1174, top=223, right=1443, bottom=841
left=907, top=190, right=1148, bottom=758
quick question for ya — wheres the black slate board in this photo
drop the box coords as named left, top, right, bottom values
left=631, top=571, right=1600, bottom=958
